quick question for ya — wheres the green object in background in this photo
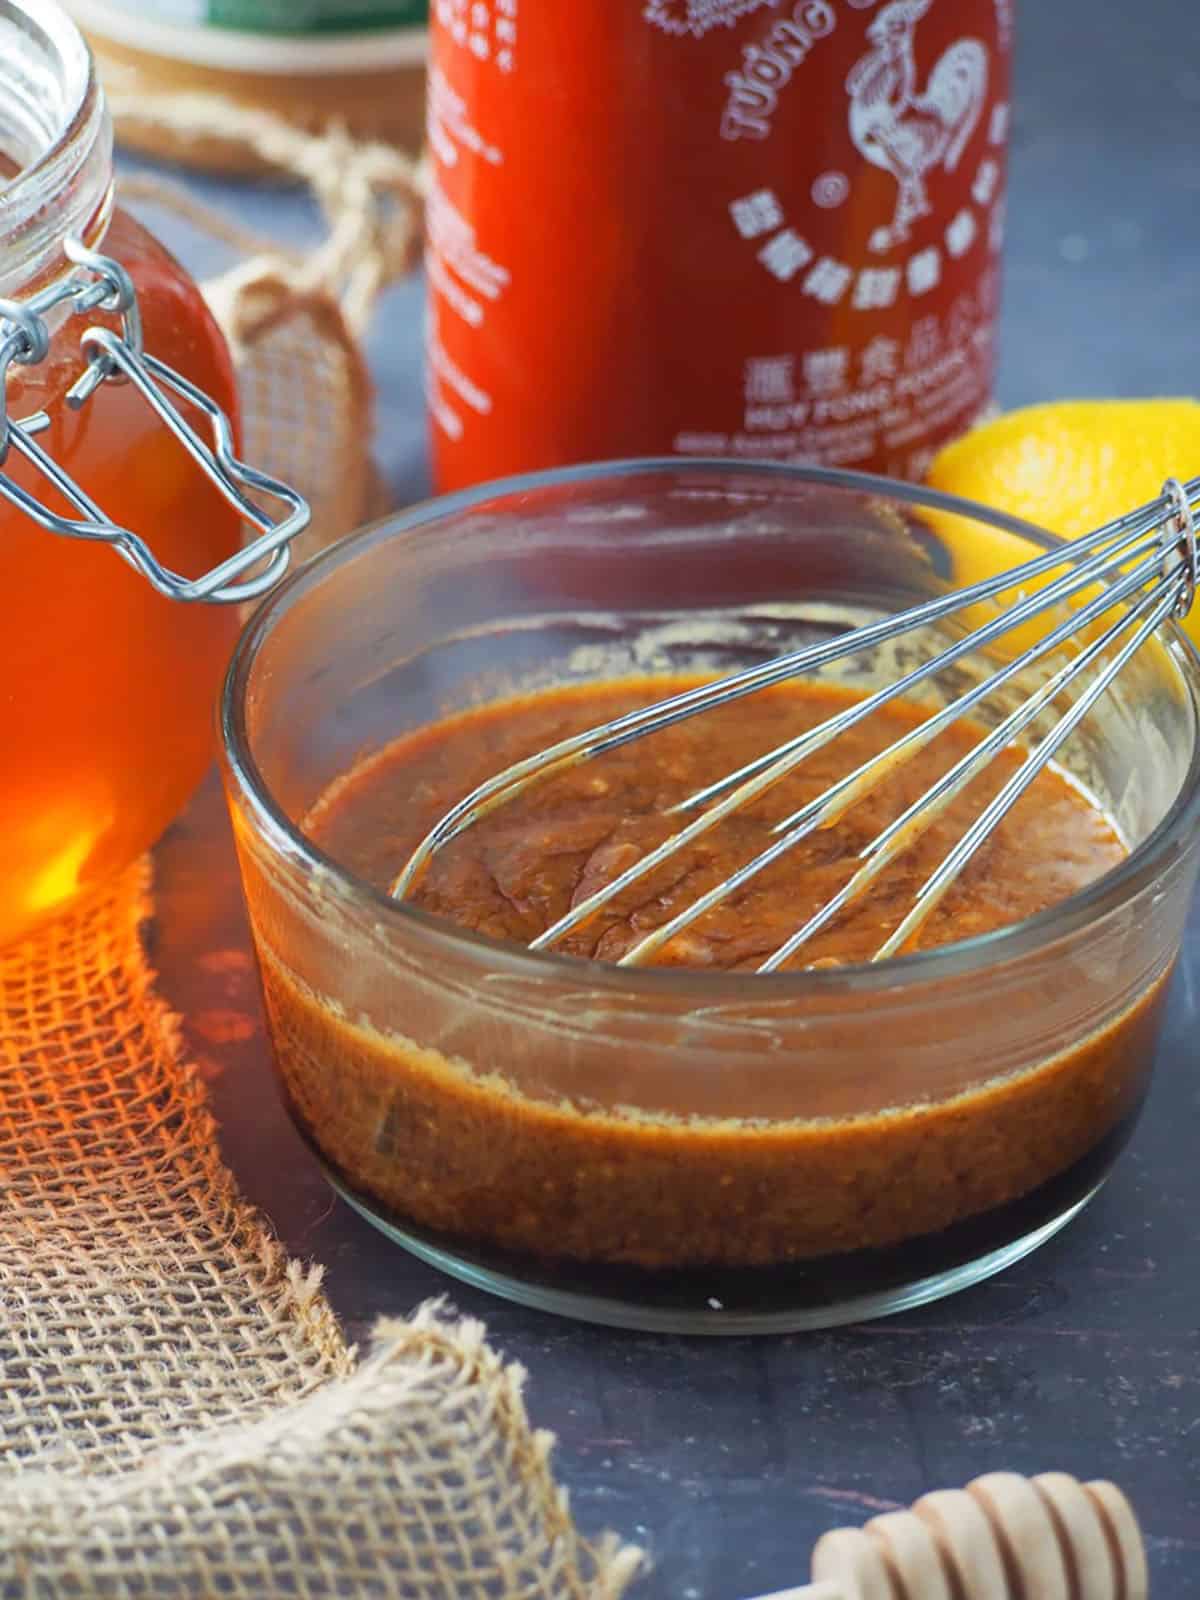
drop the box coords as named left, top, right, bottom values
left=206, top=0, right=428, bottom=28
left=125, top=0, right=429, bottom=30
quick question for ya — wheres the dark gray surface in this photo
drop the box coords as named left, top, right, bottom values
left=143, top=1, right=1200, bottom=1594
left=996, top=3, right=1200, bottom=409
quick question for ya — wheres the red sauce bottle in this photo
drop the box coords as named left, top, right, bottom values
left=426, top=0, right=1013, bottom=493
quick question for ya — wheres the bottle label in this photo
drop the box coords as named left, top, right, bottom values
left=644, top=0, right=778, bottom=38
left=106, top=1, right=428, bottom=30
left=426, top=0, right=1013, bottom=490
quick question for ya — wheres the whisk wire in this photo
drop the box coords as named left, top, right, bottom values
left=767, top=574, right=1180, bottom=970
left=674, top=529, right=1166, bottom=816
left=620, top=556, right=1168, bottom=971
left=392, top=476, right=1200, bottom=972
left=874, top=579, right=1181, bottom=959
left=390, top=479, right=1195, bottom=900
left=770, top=549, right=1158, bottom=838
left=530, top=539, right=1166, bottom=957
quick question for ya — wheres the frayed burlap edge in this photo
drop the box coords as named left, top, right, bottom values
left=0, top=861, right=645, bottom=1596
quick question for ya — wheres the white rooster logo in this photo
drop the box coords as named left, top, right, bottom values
left=846, top=0, right=988, bottom=254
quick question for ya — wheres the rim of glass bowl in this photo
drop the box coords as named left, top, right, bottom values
left=220, top=458, right=1200, bottom=1001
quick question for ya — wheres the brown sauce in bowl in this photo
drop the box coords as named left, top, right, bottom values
left=253, top=677, right=1164, bottom=1301
left=309, top=677, right=1126, bottom=966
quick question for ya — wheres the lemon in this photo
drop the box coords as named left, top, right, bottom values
left=925, top=399, right=1200, bottom=651
left=927, top=399, right=1200, bottom=539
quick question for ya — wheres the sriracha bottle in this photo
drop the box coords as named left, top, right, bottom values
left=426, top=0, right=1013, bottom=491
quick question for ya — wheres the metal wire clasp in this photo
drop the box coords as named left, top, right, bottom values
left=0, top=238, right=310, bottom=604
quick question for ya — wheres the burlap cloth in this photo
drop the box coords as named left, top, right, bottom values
left=0, top=109, right=644, bottom=1598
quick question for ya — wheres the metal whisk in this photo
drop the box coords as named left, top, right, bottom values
left=391, top=476, right=1200, bottom=971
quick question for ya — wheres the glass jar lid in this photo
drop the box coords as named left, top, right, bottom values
left=0, top=0, right=310, bottom=604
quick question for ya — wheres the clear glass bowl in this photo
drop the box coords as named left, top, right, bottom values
left=220, top=461, right=1200, bottom=1334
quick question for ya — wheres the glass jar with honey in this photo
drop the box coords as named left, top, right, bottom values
left=0, top=0, right=307, bottom=948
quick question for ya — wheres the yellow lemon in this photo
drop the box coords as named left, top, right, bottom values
left=928, top=399, right=1200, bottom=539
left=925, top=399, right=1200, bottom=653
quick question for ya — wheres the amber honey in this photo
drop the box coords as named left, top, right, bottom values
left=1, top=209, right=242, bottom=946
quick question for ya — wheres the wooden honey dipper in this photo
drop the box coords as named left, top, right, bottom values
left=749, top=1472, right=1148, bottom=1600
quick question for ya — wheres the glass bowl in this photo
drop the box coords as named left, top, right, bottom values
left=219, top=461, right=1200, bottom=1335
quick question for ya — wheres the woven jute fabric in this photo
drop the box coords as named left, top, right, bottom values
left=0, top=109, right=642, bottom=1598
left=0, top=867, right=643, bottom=1597
left=0, top=870, right=649, bottom=1593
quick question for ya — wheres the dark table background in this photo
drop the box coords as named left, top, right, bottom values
left=139, top=0, right=1200, bottom=1592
